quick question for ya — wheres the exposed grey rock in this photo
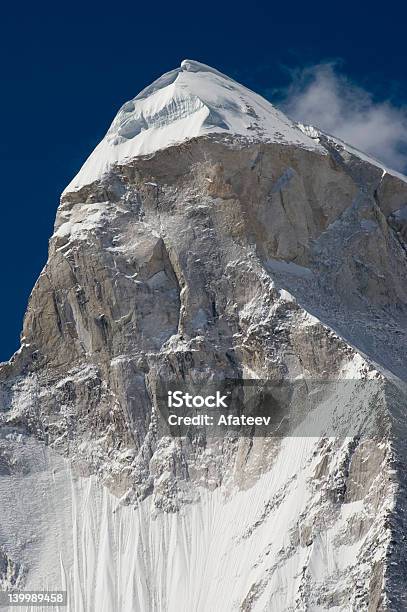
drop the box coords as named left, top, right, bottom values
left=0, top=546, right=25, bottom=590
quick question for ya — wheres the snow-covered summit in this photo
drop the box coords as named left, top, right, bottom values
left=64, top=59, right=324, bottom=193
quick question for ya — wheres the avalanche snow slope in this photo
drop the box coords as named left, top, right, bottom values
left=1, top=59, right=407, bottom=611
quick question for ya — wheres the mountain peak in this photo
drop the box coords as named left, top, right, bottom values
left=64, top=61, right=323, bottom=194
left=180, top=59, right=217, bottom=72
left=179, top=58, right=233, bottom=78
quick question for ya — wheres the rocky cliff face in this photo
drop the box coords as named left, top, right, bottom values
left=1, top=60, right=407, bottom=611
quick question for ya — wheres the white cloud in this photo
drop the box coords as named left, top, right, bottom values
left=280, top=63, right=407, bottom=172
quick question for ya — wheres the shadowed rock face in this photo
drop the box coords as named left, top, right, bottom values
left=1, top=127, right=407, bottom=609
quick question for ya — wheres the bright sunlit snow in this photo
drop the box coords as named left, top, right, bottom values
left=65, top=60, right=324, bottom=193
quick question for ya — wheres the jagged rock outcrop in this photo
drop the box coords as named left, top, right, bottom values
left=1, top=60, right=407, bottom=611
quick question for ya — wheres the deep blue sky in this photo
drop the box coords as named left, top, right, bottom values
left=1, top=2, right=407, bottom=361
